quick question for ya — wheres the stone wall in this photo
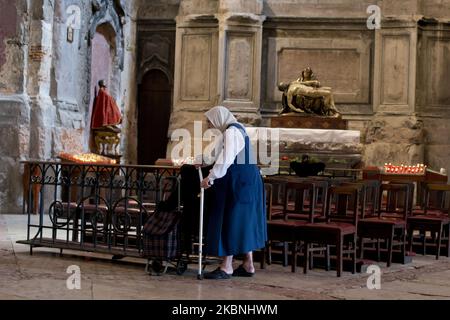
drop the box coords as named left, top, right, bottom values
left=133, top=0, right=450, bottom=179
left=416, top=17, right=450, bottom=175
left=167, top=0, right=266, bottom=155
left=0, top=0, right=137, bottom=213
left=260, top=0, right=450, bottom=177
left=261, top=18, right=374, bottom=117
left=3, top=0, right=450, bottom=213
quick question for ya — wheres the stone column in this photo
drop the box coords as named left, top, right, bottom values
left=27, top=0, right=55, bottom=161
left=365, top=11, right=424, bottom=167
left=0, top=0, right=30, bottom=213
left=121, top=1, right=138, bottom=164
left=168, top=0, right=265, bottom=158
left=216, top=0, right=265, bottom=122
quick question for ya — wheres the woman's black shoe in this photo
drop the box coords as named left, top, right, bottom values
left=204, top=268, right=232, bottom=280
left=232, top=265, right=255, bottom=277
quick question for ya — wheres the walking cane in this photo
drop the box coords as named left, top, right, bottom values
left=197, top=167, right=205, bottom=280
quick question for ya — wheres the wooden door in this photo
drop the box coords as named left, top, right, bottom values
left=138, top=70, right=171, bottom=165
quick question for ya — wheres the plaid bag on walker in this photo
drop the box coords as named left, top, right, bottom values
left=142, top=208, right=182, bottom=259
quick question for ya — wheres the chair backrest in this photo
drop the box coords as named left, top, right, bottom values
left=304, top=178, right=329, bottom=218
left=378, top=183, right=410, bottom=219
left=423, top=183, right=450, bottom=217
left=362, top=179, right=382, bottom=216
left=264, top=183, right=274, bottom=220
left=328, top=176, right=356, bottom=187
left=342, top=180, right=381, bottom=219
left=388, top=180, right=415, bottom=216
left=283, top=182, right=316, bottom=223
left=325, top=185, right=360, bottom=226
left=263, top=176, right=289, bottom=205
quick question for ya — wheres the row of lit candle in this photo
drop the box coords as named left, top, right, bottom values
left=172, top=157, right=195, bottom=166
left=383, top=163, right=426, bottom=174
left=59, top=152, right=116, bottom=164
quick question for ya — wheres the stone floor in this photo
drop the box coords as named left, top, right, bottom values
left=1, top=214, right=450, bottom=300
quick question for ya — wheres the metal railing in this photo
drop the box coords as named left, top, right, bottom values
left=19, top=161, right=180, bottom=257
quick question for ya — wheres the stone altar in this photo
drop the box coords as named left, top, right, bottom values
left=246, top=127, right=362, bottom=175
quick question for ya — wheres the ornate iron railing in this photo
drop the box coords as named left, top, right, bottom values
left=19, top=161, right=180, bottom=257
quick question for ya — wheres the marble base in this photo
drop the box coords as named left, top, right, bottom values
left=271, top=114, right=348, bottom=130
left=246, top=127, right=362, bottom=175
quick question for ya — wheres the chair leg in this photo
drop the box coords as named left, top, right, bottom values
left=408, top=226, right=414, bottom=255
left=291, top=241, right=298, bottom=273
left=325, top=245, right=330, bottom=271
left=52, top=223, right=57, bottom=241
left=436, top=224, right=443, bottom=260
left=282, top=242, right=289, bottom=267
left=336, top=237, right=343, bottom=277
left=303, top=242, right=309, bottom=274
left=447, top=224, right=450, bottom=258
left=376, top=239, right=381, bottom=262
left=72, top=214, right=79, bottom=242
left=309, top=246, right=314, bottom=270
left=387, top=233, right=394, bottom=268
left=431, top=231, right=437, bottom=243
left=401, top=228, right=406, bottom=264
left=260, top=245, right=266, bottom=269
left=267, top=241, right=272, bottom=265
left=352, top=234, right=357, bottom=274
left=422, top=231, right=427, bottom=255
left=358, top=236, right=364, bottom=259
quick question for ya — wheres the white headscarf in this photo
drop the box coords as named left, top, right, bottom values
left=205, top=106, right=238, bottom=132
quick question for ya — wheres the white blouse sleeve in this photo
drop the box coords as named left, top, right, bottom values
left=207, top=127, right=245, bottom=183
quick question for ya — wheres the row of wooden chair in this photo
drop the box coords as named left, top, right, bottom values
left=261, top=177, right=450, bottom=277
left=408, top=183, right=450, bottom=259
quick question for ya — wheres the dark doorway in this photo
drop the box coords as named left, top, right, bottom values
left=138, top=69, right=172, bottom=165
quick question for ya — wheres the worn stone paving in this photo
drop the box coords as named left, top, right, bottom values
left=1, top=214, right=450, bottom=300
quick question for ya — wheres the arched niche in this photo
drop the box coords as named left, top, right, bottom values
left=86, top=0, right=125, bottom=132
left=88, top=0, right=125, bottom=70
left=90, top=23, right=116, bottom=99
left=87, top=22, right=119, bottom=151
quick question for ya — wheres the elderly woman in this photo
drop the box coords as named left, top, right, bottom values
left=201, top=106, right=267, bottom=280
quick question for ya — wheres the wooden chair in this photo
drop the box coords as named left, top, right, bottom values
left=262, top=182, right=318, bottom=271
left=358, top=183, right=410, bottom=267
left=261, top=180, right=288, bottom=266
left=407, top=183, right=450, bottom=259
left=295, top=185, right=359, bottom=277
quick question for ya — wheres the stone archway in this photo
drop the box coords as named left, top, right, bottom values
left=138, top=69, right=172, bottom=165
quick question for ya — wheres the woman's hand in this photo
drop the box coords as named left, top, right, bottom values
left=201, top=178, right=212, bottom=189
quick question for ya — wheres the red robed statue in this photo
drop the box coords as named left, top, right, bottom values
left=91, top=80, right=122, bottom=130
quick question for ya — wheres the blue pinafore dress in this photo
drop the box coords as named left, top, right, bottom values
left=205, top=123, right=267, bottom=256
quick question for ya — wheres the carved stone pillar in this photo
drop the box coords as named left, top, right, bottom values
left=0, top=0, right=29, bottom=213
left=168, top=0, right=265, bottom=157
left=216, top=0, right=265, bottom=119
left=366, top=17, right=424, bottom=167
left=27, top=0, right=55, bottom=160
